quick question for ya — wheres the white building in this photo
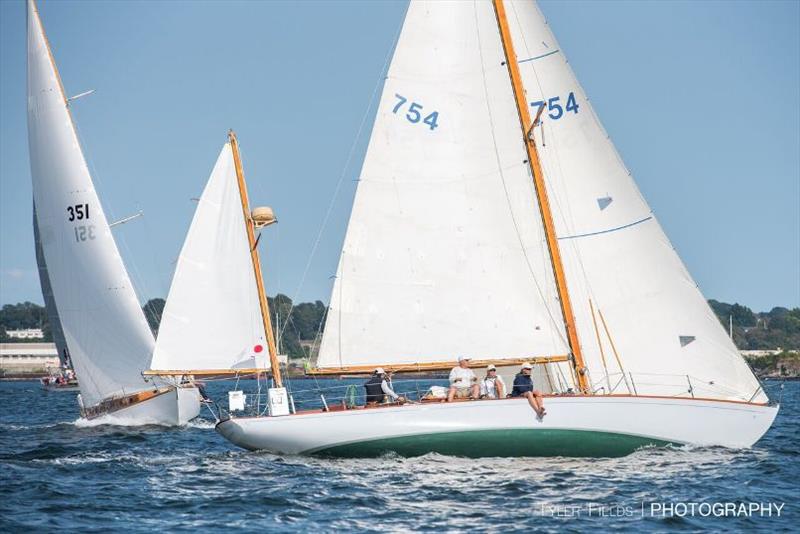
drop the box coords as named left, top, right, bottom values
left=0, top=342, right=59, bottom=376
left=5, top=328, right=45, bottom=340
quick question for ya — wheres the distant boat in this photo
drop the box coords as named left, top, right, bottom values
left=26, top=0, right=200, bottom=425
left=40, top=368, right=79, bottom=392
left=221, top=1, right=780, bottom=455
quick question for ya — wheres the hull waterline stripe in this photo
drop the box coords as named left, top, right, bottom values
left=558, top=216, right=653, bottom=241
left=301, top=428, right=682, bottom=458
left=519, top=49, right=560, bottom=63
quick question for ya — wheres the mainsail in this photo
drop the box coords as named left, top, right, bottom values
left=150, top=141, right=269, bottom=373
left=318, top=0, right=571, bottom=370
left=503, top=1, right=764, bottom=402
left=318, top=0, right=763, bottom=403
left=27, top=0, right=156, bottom=407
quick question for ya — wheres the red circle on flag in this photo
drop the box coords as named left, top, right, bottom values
left=254, top=344, right=263, bottom=353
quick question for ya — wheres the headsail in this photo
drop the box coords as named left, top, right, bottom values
left=317, top=0, right=571, bottom=371
left=27, top=0, right=156, bottom=407
left=499, top=1, right=764, bottom=402
left=150, top=141, right=269, bottom=374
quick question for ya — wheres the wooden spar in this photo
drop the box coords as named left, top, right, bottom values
left=228, top=130, right=282, bottom=387
left=306, top=355, right=571, bottom=376
left=589, top=299, right=612, bottom=393
left=492, top=0, right=590, bottom=394
left=144, top=368, right=274, bottom=377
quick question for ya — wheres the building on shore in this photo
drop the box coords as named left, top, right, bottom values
left=5, top=328, right=45, bottom=340
left=0, top=342, right=59, bottom=378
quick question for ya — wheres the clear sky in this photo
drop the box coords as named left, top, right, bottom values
left=1, top=0, right=798, bottom=313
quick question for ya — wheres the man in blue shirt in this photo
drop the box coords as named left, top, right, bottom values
left=511, top=363, right=546, bottom=418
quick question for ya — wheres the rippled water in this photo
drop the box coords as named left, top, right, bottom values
left=0, top=379, right=795, bottom=531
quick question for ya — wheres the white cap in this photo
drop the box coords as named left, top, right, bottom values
left=521, top=362, right=533, bottom=370
left=486, top=364, right=497, bottom=371
left=374, top=367, right=385, bottom=374
left=457, top=356, right=471, bottom=362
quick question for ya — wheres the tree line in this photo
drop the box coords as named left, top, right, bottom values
left=2, top=298, right=798, bottom=357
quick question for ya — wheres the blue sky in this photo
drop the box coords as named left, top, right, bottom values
left=1, top=0, right=798, bottom=313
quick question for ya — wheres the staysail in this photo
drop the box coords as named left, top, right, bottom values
left=27, top=0, right=156, bottom=407
left=150, top=141, right=270, bottom=374
left=317, top=0, right=572, bottom=371
left=502, top=1, right=764, bottom=402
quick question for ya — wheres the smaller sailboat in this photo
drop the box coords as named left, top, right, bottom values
left=146, top=131, right=288, bottom=414
left=26, top=0, right=200, bottom=425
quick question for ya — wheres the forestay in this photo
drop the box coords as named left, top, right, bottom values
left=503, top=1, right=764, bottom=402
left=27, top=0, right=156, bottom=407
left=318, top=0, right=570, bottom=369
left=150, top=143, right=269, bottom=373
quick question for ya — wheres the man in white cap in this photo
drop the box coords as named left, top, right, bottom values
left=364, top=368, right=404, bottom=405
left=447, top=356, right=479, bottom=402
left=479, top=364, right=506, bottom=399
left=511, top=362, right=546, bottom=417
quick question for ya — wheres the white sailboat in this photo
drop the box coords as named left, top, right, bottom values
left=26, top=0, right=200, bottom=425
left=147, top=132, right=283, bottom=387
left=212, top=0, right=778, bottom=456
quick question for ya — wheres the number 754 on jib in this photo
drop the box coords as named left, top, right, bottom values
left=392, top=94, right=439, bottom=131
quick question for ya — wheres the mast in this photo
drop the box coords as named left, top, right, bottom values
left=492, top=0, right=590, bottom=393
left=228, top=130, right=283, bottom=387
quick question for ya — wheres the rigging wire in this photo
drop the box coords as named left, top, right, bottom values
left=273, top=8, right=408, bottom=352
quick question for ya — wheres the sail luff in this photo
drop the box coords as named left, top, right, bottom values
left=228, top=131, right=282, bottom=387
left=492, top=0, right=589, bottom=393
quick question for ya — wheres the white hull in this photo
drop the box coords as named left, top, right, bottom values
left=216, top=396, right=778, bottom=457
left=85, top=386, right=201, bottom=426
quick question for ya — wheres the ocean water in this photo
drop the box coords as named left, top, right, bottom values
left=0, top=379, right=795, bottom=532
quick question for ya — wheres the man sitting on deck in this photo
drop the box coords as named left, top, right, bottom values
left=447, top=356, right=479, bottom=402
left=511, top=363, right=546, bottom=418
left=364, top=368, right=405, bottom=405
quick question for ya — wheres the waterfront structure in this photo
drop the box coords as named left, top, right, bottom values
left=0, top=342, right=58, bottom=376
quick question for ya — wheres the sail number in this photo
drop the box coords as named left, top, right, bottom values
left=67, top=204, right=95, bottom=242
left=531, top=92, right=579, bottom=120
left=392, top=94, right=439, bottom=130
left=67, top=203, right=89, bottom=221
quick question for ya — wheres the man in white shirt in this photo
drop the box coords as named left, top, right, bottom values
left=447, top=356, right=479, bottom=402
left=479, top=364, right=506, bottom=399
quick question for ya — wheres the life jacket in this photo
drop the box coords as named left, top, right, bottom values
left=364, top=375, right=385, bottom=404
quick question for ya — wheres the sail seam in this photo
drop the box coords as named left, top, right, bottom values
left=557, top=215, right=653, bottom=241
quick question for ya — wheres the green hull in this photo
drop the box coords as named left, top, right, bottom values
left=311, top=429, right=679, bottom=458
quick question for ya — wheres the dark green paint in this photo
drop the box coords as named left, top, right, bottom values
left=310, top=429, right=678, bottom=458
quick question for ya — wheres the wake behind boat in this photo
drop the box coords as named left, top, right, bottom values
left=26, top=0, right=200, bottom=425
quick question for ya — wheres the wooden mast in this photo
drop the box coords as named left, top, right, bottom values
left=228, top=130, right=283, bottom=388
left=492, top=0, right=590, bottom=393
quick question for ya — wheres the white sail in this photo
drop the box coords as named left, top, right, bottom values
left=150, top=143, right=269, bottom=373
left=26, top=0, right=156, bottom=407
left=318, top=0, right=571, bottom=369
left=502, top=1, right=764, bottom=402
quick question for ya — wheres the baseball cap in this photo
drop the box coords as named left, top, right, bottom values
left=486, top=364, right=497, bottom=371
left=457, top=356, right=471, bottom=362
left=374, top=367, right=385, bottom=374
left=521, top=362, right=533, bottom=370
